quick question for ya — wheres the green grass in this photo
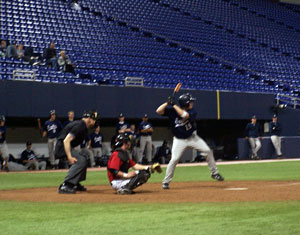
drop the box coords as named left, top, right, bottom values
left=0, top=201, right=300, bottom=235
left=0, top=161, right=299, bottom=190
left=1, top=161, right=300, bottom=235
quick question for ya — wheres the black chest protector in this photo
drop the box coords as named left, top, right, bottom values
left=117, top=148, right=130, bottom=173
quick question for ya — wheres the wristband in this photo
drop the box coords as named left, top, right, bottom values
left=123, top=173, right=128, bottom=178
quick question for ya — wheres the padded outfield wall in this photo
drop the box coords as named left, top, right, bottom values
left=0, top=80, right=299, bottom=136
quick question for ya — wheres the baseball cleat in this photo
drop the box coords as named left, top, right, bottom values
left=211, top=173, right=224, bottom=181
left=58, top=184, right=76, bottom=194
left=162, top=183, right=170, bottom=189
left=117, top=188, right=134, bottom=195
left=75, top=183, right=87, bottom=192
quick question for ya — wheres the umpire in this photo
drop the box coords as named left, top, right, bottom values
left=55, top=110, right=98, bottom=194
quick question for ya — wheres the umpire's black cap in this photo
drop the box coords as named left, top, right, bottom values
left=83, top=110, right=98, bottom=120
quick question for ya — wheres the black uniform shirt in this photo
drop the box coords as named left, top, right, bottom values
left=55, top=120, right=88, bottom=158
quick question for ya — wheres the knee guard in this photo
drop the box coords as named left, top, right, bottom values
left=124, top=169, right=151, bottom=190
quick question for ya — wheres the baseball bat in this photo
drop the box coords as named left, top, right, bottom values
left=172, top=82, right=182, bottom=97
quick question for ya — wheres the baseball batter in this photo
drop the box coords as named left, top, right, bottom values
left=156, top=93, right=224, bottom=189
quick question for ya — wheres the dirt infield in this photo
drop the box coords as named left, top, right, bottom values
left=1, top=181, right=299, bottom=203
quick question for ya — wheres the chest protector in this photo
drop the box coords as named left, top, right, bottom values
left=117, top=149, right=130, bottom=173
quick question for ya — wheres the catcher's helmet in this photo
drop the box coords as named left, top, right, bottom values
left=178, top=93, right=196, bottom=107
left=0, top=115, right=5, bottom=122
left=115, top=133, right=130, bottom=148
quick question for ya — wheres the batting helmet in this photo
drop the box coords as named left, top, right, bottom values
left=115, top=133, right=130, bottom=148
left=178, top=93, right=196, bottom=107
left=0, top=115, right=5, bottom=122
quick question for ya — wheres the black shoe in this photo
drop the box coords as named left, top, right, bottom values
left=58, top=183, right=76, bottom=194
left=117, top=188, right=134, bottom=195
left=211, top=173, right=224, bottom=181
left=75, top=183, right=87, bottom=192
left=162, top=183, right=170, bottom=189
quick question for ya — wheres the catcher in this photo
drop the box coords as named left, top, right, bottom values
left=107, top=133, right=162, bottom=195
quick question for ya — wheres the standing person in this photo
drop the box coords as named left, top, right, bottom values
left=116, top=113, right=130, bottom=134
left=42, top=110, right=63, bottom=168
left=89, top=125, right=103, bottom=167
left=269, top=114, right=283, bottom=158
left=55, top=111, right=98, bottom=194
left=20, top=141, right=47, bottom=170
left=63, top=110, right=75, bottom=127
left=156, top=93, right=224, bottom=190
left=107, top=133, right=161, bottom=194
left=0, top=115, right=9, bottom=171
left=138, top=114, right=154, bottom=164
left=245, top=115, right=262, bottom=160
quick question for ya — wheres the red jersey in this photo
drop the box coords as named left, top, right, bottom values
left=107, top=149, right=136, bottom=182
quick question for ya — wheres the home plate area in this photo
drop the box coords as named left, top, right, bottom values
left=0, top=181, right=299, bottom=203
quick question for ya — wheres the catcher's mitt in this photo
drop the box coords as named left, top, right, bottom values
left=151, top=163, right=162, bottom=174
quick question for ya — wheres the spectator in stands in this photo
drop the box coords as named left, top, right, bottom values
left=269, top=114, right=283, bottom=158
left=6, top=42, right=18, bottom=58
left=245, top=115, right=262, bottom=160
left=116, top=113, right=131, bottom=134
left=0, top=115, right=9, bottom=171
left=42, top=110, right=63, bottom=168
left=0, top=40, right=7, bottom=58
left=43, top=42, right=57, bottom=68
left=154, top=140, right=171, bottom=164
left=16, top=44, right=25, bottom=59
left=20, top=141, right=47, bottom=170
left=63, top=110, right=75, bottom=127
left=89, top=125, right=103, bottom=167
left=57, top=50, right=75, bottom=73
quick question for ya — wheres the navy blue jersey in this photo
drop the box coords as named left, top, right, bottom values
left=129, top=131, right=137, bottom=139
left=21, top=149, right=37, bottom=162
left=90, top=132, right=103, bottom=148
left=43, top=119, right=63, bottom=138
left=269, top=121, right=281, bottom=136
left=0, top=125, right=7, bottom=143
left=116, top=122, right=130, bottom=134
left=163, top=106, right=197, bottom=139
left=139, top=122, right=153, bottom=136
left=245, top=123, right=261, bottom=138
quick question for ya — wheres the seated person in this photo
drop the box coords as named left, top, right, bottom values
left=57, top=50, right=75, bottom=73
left=20, top=141, right=46, bottom=170
left=16, top=44, right=25, bottom=59
left=0, top=40, right=7, bottom=58
left=6, top=42, right=18, bottom=58
left=154, top=140, right=171, bottom=164
left=43, top=42, right=57, bottom=68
